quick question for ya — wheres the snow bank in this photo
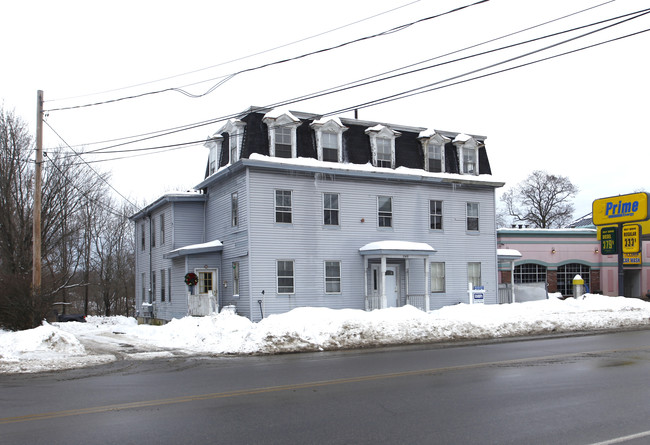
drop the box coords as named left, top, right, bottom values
left=2, top=294, right=650, bottom=373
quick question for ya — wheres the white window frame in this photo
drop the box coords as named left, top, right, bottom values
left=197, top=269, right=217, bottom=296
left=205, top=134, right=223, bottom=175
left=365, top=125, right=400, bottom=169
left=160, top=214, right=165, bottom=245
left=467, top=202, right=479, bottom=232
left=454, top=135, right=479, bottom=175
left=311, top=118, right=348, bottom=163
left=378, top=196, right=393, bottom=228
left=468, top=262, right=482, bottom=289
left=231, top=192, right=238, bottom=227
left=160, top=268, right=166, bottom=302
left=232, top=262, right=240, bottom=297
left=277, top=260, right=295, bottom=295
left=325, top=261, right=341, bottom=294
left=263, top=111, right=301, bottom=159
left=429, top=200, right=443, bottom=230
left=218, top=119, right=245, bottom=165
left=430, top=262, right=445, bottom=293
left=323, top=192, right=340, bottom=226
left=275, top=189, right=293, bottom=224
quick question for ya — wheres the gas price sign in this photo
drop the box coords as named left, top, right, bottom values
left=600, top=227, right=617, bottom=255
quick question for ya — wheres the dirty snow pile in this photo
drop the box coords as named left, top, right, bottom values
left=2, top=294, right=650, bottom=373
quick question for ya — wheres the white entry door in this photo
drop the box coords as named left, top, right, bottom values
left=384, top=267, right=398, bottom=307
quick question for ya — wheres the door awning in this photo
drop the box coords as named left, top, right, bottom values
left=359, top=240, right=436, bottom=257
left=163, top=240, right=223, bottom=259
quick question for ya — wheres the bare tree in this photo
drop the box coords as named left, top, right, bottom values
left=0, top=107, right=35, bottom=330
left=0, top=105, right=135, bottom=330
left=501, top=170, right=578, bottom=229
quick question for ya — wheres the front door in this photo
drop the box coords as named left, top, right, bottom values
left=385, top=266, right=398, bottom=307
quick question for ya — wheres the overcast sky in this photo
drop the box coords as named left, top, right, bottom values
left=2, top=0, right=649, bottom=218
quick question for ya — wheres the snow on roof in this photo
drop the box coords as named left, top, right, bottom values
left=311, top=116, right=344, bottom=127
left=453, top=133, right=472, bottom=143
left=244, top=153, right=504, bottom=186
left=164, top=240, right=223, bottom=259
left=497, top=248, right=522, bottom=259
left=263, top=107, right=300, bottom=122
left=359, top=240, right=436, bottom=254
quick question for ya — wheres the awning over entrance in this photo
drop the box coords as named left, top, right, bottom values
left=163, top=240, right=223, bottom=259
left=359, top=241, right=436, bottom=312
left=359, top=240, right=436, bottom=257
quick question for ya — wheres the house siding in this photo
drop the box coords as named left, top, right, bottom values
left=246, top=168, right=498, bottom=320
left=132, top=108, right=503, bottom=323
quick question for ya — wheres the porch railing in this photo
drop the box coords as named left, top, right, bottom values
left=405, top=294, right=427, bottom=311
left=188, top=293, right=217, bottom=316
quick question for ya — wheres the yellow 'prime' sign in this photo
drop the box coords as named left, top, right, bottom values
left=592, top=192, right=649, bottom=226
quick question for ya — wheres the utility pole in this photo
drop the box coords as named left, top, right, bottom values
left=33, top=90, right=43, bottom=314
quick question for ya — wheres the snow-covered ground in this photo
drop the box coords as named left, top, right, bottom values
left=2, top=294, right=650, bottom=374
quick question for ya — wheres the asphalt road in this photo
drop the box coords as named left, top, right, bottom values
left=3, top=330, right=650, bottom=444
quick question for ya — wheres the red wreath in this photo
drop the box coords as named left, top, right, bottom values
left=184, top=272, right=198, bottom=286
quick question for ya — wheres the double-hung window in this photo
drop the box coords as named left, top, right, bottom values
left=141, top=224, right=145, bottom=250
left=430, top=262, right=445, bottom=292
left=376, top=138, right=392, bottom=168
left=325, top=261, right=341, bottom=294
left=160, top=214, right=165, bottom=245
left=152, top=271, right=157, bottom=302
left=466, top=202, right=479, bottom=231
left=274, top=127, right=292, bottom=158
left=322, top=132, right=339, bottom=162
left=231, top=192, right=238, bottom=227
left=275, top=190, right=292, bottom=224
left=151, top=219, right=156, bottom=247
left=429, top=200, right=443, bottom=230
left=232, top=262, right=240, bottom=296
left=462, top=146, right=477, bottom=174
left=468, top=262, right=482, bottom=288
left=378, top=196, right=392, bottom=228
left=160, top=269, right=166, bottom=302
left=277, top=260, right=295, bottom=294
left=230, top=133, right=239, bottom=163
left=323, top=193, right=339, bottom=226
left=427, top=142, right=443, bottom=172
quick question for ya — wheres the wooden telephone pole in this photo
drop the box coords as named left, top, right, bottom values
left=33, top=90, right=43, bottom=305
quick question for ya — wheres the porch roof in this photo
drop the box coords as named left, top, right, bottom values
left=359, top=240, right=436, bottom=257
left=497, top=248, right=522, bottom=262
left=163, top=240, right=223, bottom=259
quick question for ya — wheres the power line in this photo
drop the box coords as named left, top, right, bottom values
left=43, top=152, right=126, bottom=219
left=43, top=0, right=489, bottom=113
left=64, top=11, right=650, bottom=168
left=44, top=1, right=622, bottom=154
left=324, top=26, right=650, bottom=118
left=43, top=120, right=137, bottom=209
left=46, top=0, right=425, bottom=103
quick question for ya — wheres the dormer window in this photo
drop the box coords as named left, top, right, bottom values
left=453, top=134, right=479, bottom=176
left=274, top=126, right=293, bottom=158
left=311, top=117, right=348, bottom=163
left=365, top=125, right=400, bottom=169
left=263, top=109, right=301, bottom=159
left=205, top=134, right=223, bottom=176
left=217, top=119, right=246, bottom=165
left=376, top=138, right=392, bottom=168
left=322, top=132, right=338, bottom=162
left=418, top=131, right=450, bottom=173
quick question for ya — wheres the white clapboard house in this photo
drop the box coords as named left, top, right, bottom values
left=131, top=107, right=504, bottom=322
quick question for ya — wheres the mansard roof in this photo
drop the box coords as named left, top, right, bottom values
left=205, top=106, right=495, bottom=180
